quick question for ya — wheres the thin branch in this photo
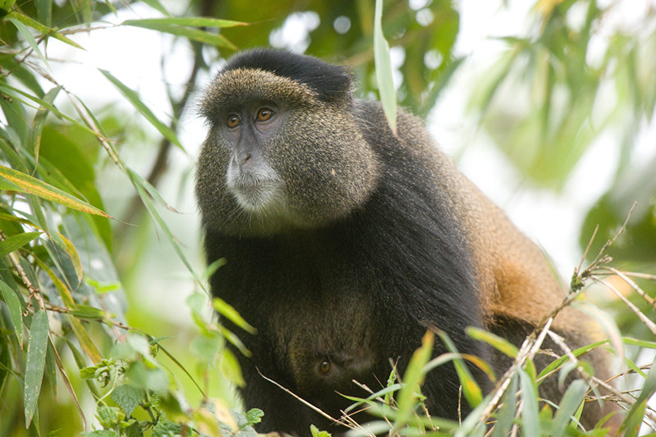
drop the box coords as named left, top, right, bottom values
left=599, top=267, right=656, bottom=309
left=256, top=368, right=352, bottom=429
left=0, top=230, right=45, bottom=312
left=592, top=277, right=656, bottom=335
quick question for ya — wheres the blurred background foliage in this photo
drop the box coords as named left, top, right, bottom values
left=0, top=0, right=654, bottom=435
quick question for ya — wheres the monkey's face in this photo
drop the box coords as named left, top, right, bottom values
left=196, top=68, right=380, bottom=236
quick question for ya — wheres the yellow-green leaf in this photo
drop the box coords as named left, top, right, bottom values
left=67, top=315, right=102, bottom=364
left=57, top=232, right=83, bottom=283
left=466, top=326, right=519, bottom=358
left=212, top=297, right=256, bottom=334
left=0, top=0, right=16, bottom=16
left=0, top=165, right=112, bottom=219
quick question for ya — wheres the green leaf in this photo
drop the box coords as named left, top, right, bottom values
left=124, top=17, right=247, bottom=28
left=212, top=297, right=256, bottom=334
left=81, top=431, right=118, bottom=437
left=6, top=11, right=83, bottom=50
left=67, top=315, right=103, bottom=364
left=138, top=0, right=169, bottom=16
left=537, top=339, right=606, bottom=380
left=0, top=231, right=41, bottom=257
left=466, top=326, right=519, bottom=358
left=518, top=368, right=541, bottom=437
left=0, top=280, right=23, bottom=345
left=70, top=305, right=108, bottom=320
left=373, top=0, right=397, bottom=134
left=0, top=0, right=16, bottom=17
left=123, top=18, right=241, bottom=50
left=492, top=373, right=517, bottom=437
left=152, top=419, right=182, bottom=437
left=96, top=405, right=124, bottom=428
left=244, top=408, right=264, bottom=427
left=7, top=15, right=49, bottom=69
left=310, top=425, right=331, bottom=437
left=24, top=309, right=49, bottom=428
left=110, top=385, right=144, bottom=417
left=126, top=362, right=169, bottom=396
left=552, top=379, right=586, bottom=436
left=0, top=165, right=112, bottom=218
left=620, top=355, right=656, bottom=437
left=437, top=330, right=483, bottom=407
left=128, top=169, right=203, bottom=290
left=30, top=86, right=62, bottom=165
left=392, top=330, right=433, bottom=433
left=99, top=69, right=184, bottom=153
left=35, top=0, right=51, bottom=27
left=221, top=348, right=245, bottom=388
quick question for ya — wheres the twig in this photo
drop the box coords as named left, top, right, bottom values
left=49, top=334, right=87, bottom=429
left=0, top=230, right=45, bottom=312
left=586, top=202, right=637, bottom=274
left=256, top=368, right=352, bottom=429
left=599, top=267, right=656, bottom=309
left=592, top=277, right=656, bottom=335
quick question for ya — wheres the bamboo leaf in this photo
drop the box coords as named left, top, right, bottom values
left=0, top=232, right=41, bottom=257
left=373, top=0, right=397, bottom=134
left=7, top=15, right=49, bottom=68
left=552, top=379, right=586, bottom=436
left=123, top=19, right=240, bottom=50
left=128, top=168, right=202, bottom=290
left=124, top=17, right=247, bottom=28
left=518, top=368, right=541, bottom=436
left=212, top=298, right=256, bottom=334
left=30, top=86, right=62, bottom=166
left=492, top=373, right=517, bottom=437
left=34, top=256, right=76, bottom=308
left=6, top=11, right=84, bottom=50
left=437, top=330, right=483, bottom=407
left=57, top=232, right=83, bottom=283
left=67, top=315, right=102, bottom=364
left=138, top=0, right=169, bottom=16
left=35, top=0, right=51, bottom=27
left=99, top=69, right=184, bottom=153
left=0, top=165, right=112, bottom=218
left=466, top=326, right=519, bottom=358
left=620, top=355, right=656, bottom=437
left=0, top=84, right=102, bottom=143
left=392, top=330, right=434, bottom=434
left=24, top=309, right=49, bottom=428
left=0, top=280, right=23, bottom=345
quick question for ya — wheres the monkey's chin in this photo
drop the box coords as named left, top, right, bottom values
left=229, top=182, right=289, bottom=218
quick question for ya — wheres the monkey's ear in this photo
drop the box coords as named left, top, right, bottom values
left=222, top=49, right=354, bottom=104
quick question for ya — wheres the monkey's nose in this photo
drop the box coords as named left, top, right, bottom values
left=241, top=154, right=252, bottom=165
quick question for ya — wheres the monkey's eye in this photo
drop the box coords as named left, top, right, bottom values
left=227, top=114, right=241, bottom=128
left=318, top=359, right=331, bottom=376
left=256, top=108, right=274, bottom=122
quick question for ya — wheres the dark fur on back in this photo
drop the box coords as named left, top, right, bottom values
left=222, top=49, right=352, bottom=102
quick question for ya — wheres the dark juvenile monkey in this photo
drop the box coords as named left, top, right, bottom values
left=196, top=49, right=616, bottom=435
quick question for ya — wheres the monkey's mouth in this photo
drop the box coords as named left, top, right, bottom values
left=228, top=177, right=286, bottom=213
